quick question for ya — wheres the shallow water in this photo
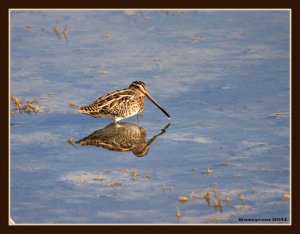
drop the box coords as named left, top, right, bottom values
left=10, top=10, right=290, bottom=224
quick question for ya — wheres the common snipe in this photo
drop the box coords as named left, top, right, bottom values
left=76, top=122, right=170, bottom=157
left=76, top=81, right=170, bottom=122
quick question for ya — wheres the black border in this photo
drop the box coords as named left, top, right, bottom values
left=1, top=0, right=299, bottom=233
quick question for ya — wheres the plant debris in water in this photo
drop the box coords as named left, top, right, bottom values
left=234, top=205, right=252, bottom=209
left=99, top=70, right=109, bottom=75
left=178, top=196, right=191, bottom=203
left=273, top=112, right=288, bottom=118
left=69, top=101, right=75, bottom=108
left=11, top=96, right=41, bottom=114
left=107, top=181, right=123, bottom=188
left=63, top=25, right=68, bottom=41
left=103, top=32, right=111, bottom=39
left=283, top=192, right=289, bottom=201
left=67, top=135, right=76, bottom=147
left=25, top=24, right=32, bottom=29
left=131, top=169, right=138, bottom=181
left=204, top=167, right=213, bottom=175
left=176, top=207, right=181, bottom=222
left=237, top=194, right=246, bottom=201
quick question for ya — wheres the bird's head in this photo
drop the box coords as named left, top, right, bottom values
left=129, top=81, right=170, bottom=119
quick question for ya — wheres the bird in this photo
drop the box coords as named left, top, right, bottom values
left=76, top=122, right=171, bottom=157
left=76, top=81, right=170, bottom=123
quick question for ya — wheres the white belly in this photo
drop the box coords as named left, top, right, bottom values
left=115, top=110, right=139, bottom=122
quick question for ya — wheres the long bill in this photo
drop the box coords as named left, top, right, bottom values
left=145, top=92, right=171, bottom=118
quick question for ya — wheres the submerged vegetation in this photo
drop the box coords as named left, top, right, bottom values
left=11, top=95, right=41, bottom=115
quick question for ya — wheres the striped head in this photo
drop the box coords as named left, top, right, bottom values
left=132, top=143, right=150, bottom=157
left=128, top=81, right=148, bottom=96
left=128, top=81, right=170, bottom=119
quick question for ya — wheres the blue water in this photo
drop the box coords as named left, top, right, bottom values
left=10, top=10, right=290, bottom=224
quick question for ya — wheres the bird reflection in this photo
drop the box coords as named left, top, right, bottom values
left=76, top=122, right=170, bottom=157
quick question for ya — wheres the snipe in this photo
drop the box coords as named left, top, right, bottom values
left=76, top=81, right=170, bottom=122
left=76, top=122, right=170, bottom=157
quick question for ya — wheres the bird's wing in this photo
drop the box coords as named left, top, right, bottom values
left=93, top=89, right=137, bottom=110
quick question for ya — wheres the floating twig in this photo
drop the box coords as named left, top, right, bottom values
left=176, top=207, right=181, bottom=222
left=63, top=25, right=68, bottom=41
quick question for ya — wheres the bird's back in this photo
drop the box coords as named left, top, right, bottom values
left=77, top=88, right=144, bottom=118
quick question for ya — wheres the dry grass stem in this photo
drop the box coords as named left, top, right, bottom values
left=176, top=207, right=181, bottom=221
left=63, top=25, right=68, bottom=41
left=99, top=70, right=109, bottom=75
left=234, top=205, right=251, bottom=209
left=107, top=181, right=122, bottom=187
left=163, top=183, right=167, bottom=192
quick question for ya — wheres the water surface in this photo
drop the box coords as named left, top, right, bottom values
left=10, top=10, right=290, bottom=224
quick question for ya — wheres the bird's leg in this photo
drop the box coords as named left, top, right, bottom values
left=113, top=117, right=122, bottom=125
left=137, top=111, right=143, bottom=122
left=113, top=118, right=118, bottom=124
left=112, top=118, right=122, bottom=128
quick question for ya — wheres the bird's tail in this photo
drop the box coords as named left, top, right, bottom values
left=76, top=104, right=99, bottom=114
left=76, top=107, right=87, bottom=114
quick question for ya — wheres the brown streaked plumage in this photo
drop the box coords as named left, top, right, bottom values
left=76, top=122, right=171, bottom=157
left=76, top=81, right=170, bottom=122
